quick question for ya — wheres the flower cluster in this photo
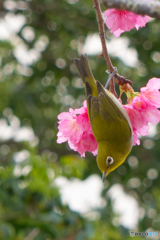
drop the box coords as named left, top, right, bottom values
left=57, top=101, right=98, bottom=157
left=124, top=78, right=160, bottom=145
left=57, top=78, right=160, bottom=156
left=104, top=9, right=150, bottom=37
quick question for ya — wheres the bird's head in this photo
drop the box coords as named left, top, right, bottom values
left=96, top=141, right=132, bottom=181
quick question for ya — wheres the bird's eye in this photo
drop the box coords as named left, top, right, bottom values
left=106, top=156, right=114, bottom=166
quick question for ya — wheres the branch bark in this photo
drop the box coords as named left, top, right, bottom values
left=93, top=0, right=114, bottom=72
left=103, top=0, right=160, bottom=19
left=93, top=0, right=117, bottom=96
left=93, top=0, right=133, bottom=97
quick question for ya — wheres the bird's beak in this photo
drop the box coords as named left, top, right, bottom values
left=102, top=170, right=107, bottom=182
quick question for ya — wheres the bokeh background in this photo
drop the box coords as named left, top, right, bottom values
left=0, top=0, right=160, bottom=239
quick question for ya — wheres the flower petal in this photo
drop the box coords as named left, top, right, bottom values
left=141, top=88, right=160, bottom=108
left=146, top=77, right=160, bottom=90
left=104, top=9, right=149, bottom=37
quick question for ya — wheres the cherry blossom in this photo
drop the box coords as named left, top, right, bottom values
left=57, top=101, right=98, bottom=157
left=123, top=78, right=160, bottom=145
left=57, top=78, right=160, bottom=155
left=104, top=9, right=150, bottom=37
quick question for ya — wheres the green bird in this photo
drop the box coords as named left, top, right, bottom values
left=74, top=54, right=133, bottom=180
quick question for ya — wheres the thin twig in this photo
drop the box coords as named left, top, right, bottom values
left=103, top=0, right=160, bottom=19
left=93, top=0, right=133, bottom=97
left=93, top=0, right=116, bottom=96
left=93, top=0, right=114, bottom=72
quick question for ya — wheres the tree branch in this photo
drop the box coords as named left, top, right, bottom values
left=103, top=0, right=160, bottom=19
left=93, top=0, right=133, bottom=97
left=93, top=0, right=114, bottom=72
left=93, top=0, right=118, bottom=97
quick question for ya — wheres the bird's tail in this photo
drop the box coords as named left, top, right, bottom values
left=74, top=54, right=98, bottom=97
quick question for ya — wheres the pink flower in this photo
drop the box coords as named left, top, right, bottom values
left=141, top=78, right=160, bottom=108
left=123, top=104, right=149, bottom=145
left=132, top=130, right=140, bottom=146
left=72, top=132, right=98, bottom=157
left=57, top=78, right=160, bottom=154
left=135, top=15, right=150, bottom=30
left=124, top=104, right=145, bottom=130
left=57, top=109, right=82, bottom=144
left=131, top=95, right=148, bottom=111
left=57, top=101, right=98, bottom=157
left=104, top=9, right=150, bottom=37
left=123, top=78, right=160, bottom=145
left=131, top=95, right=160, bottom=124
left=142, top=106, right=160, bottom=125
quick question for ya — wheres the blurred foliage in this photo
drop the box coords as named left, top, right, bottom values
left=0, top=0, right=160, bottom=239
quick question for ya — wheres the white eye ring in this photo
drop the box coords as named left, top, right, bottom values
left=106, top=156, right=114, bottom=166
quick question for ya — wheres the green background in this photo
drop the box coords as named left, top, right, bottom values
left=0, top=0, right=160, bottom=239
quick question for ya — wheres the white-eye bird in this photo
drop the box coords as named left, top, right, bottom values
left=75, top=54, right=133, bottom=180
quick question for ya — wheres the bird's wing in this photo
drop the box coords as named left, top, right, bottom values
left=87, top=81, right=132, bottom=142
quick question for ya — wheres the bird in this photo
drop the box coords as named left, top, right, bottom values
left=74, top=54, right=133, bottom=181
